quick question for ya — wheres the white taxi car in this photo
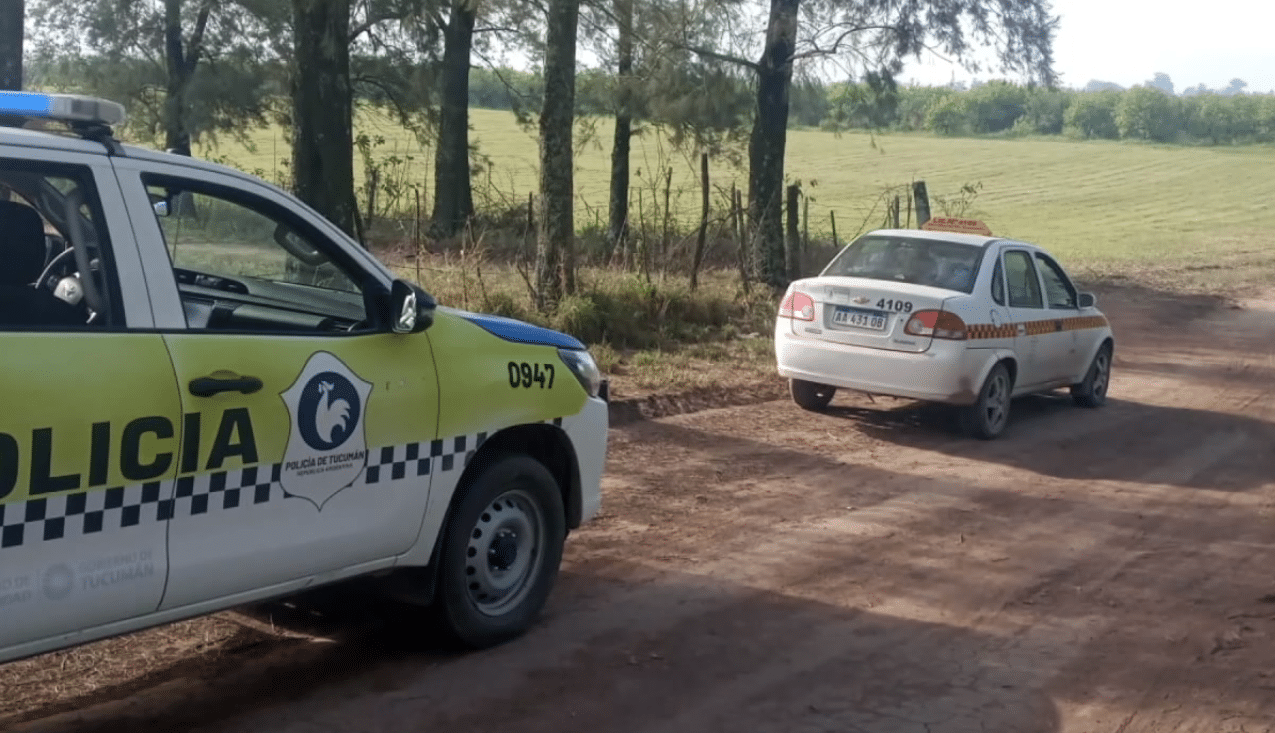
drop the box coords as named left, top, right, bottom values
left=0, top=92, right=608, bottom=665
left=775, top=220, right=1113, bottom=439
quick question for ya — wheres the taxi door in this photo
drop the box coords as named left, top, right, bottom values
left=0, top=151, right=179, bottom=656
left=999, top=248, right=1048, bottom=390
left=1033, top=251, right=1092, bottom=382
left=112, top=161, right=440, bottom=611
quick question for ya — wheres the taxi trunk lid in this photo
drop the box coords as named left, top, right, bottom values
left=790, top=277, right=956, bottom=353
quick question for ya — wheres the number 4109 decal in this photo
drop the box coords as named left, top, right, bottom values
left=508, top=361, right=556, bottom=389
left=877, top=299, right=914, bottom=313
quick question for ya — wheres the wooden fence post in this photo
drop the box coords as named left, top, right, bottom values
left=690, top=153, right=710, bottom=291
left=785, top=184, right=801, bottom=281
left=912, top=180, right=931, bottom=226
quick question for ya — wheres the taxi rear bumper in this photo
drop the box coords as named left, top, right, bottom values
left=775, top=325, right=995, bottom=406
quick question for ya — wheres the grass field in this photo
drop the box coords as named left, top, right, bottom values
left=194, top=107, right=1275, bottom=271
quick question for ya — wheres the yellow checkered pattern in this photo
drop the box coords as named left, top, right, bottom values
left=968, top=315, right=1109, bottom=341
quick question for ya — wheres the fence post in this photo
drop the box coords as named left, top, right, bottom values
left=733, top=185, right=750, bottom=295
left=912, top=180, right=931, bottom=226
left=785, top=184, right=801, bottom=281
left=690, top=153, right=710, bottom=291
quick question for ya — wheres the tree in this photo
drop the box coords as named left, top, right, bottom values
left=429, top=0, right=477, bottom=238
left=163, top=0, right=211, bottom=155
left=1146, top=72, right=1174, bottom=96
left=0, top=0, right=22, bottom=91
left=1064, top=89, right=1120, bottom=139
left=534, top=0, right=579, bottom=310
left=605, top=0, right=633, bottom=256
left=291, top=0, right=359, bottom=240
left=28, top=0, right=285, bottom=148
left=678, top=0, right=1058, bottom=290
left=1117, top=85, right=1178, bottom=142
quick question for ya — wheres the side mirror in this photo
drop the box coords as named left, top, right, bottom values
left=149, top=191, right=171, bottom=217
left=390, top=279, right=436, bottom=333
left=1077, top=292, right=1096, bottom=309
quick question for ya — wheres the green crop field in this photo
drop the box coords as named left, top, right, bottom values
left=194, top=107, right=1275, bottom=279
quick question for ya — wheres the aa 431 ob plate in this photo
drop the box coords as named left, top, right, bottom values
left=831, top=306, right=888, bottom=331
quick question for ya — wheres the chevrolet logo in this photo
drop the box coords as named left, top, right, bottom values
left=852, top=296, right=870, bottom=305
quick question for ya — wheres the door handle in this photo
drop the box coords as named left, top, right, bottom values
left=189, top=374, right=264, bottom=397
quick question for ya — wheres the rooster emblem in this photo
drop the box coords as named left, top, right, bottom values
left=280, top=352, right=373, bottom=509
left=314, top=380, right=352, bottom=445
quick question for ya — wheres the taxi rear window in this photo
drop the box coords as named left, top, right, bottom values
left=821, top=236, right=986, bottom=293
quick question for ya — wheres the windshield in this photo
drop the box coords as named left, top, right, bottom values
left=821, top=235, right=987, bottom=293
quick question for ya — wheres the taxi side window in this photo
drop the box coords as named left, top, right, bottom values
left=143, top=174, right=372, bottom=334
left=1003, top=250, right=1043, bottom=309
left=0, top=163, right=120, bottom=331
left=1034, top=253, right=1078, bottom=309
left=990, top=259, right=1005, bottom=305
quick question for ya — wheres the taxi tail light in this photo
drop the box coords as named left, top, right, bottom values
left=778, top=291, right=815, bottom=321
left=904, top=310, right=968, bottom=340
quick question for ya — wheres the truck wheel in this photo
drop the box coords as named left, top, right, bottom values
left=790, top=379, right=836, bottom=411
left=435, top=453, right=566, bottom=649
left=959, top=362, right=1012, bottom=440
left=1071, top=342, right=1112, bottom=408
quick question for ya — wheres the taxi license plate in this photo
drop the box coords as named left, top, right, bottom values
left=832, top=306, right=888, bottom=331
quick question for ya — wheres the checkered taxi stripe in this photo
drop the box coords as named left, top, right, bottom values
left=0, top=417, right=567, bottom=550
left=967, top=315, right=1108, bottom=340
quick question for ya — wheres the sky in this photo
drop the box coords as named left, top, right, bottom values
left=897, top=0, right=1275, bottom=93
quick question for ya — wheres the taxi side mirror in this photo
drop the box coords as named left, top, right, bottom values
left=1077, top=292, right=1096, bottom=309
left=390, top=279, right=436, bottom=333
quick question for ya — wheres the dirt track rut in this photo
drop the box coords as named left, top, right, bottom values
left=8, top=284, right=1275, bottom=733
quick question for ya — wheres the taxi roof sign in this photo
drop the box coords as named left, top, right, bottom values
left=921, top=217, right=993, bottom=237
left=0, top=91, right=126, bottom=129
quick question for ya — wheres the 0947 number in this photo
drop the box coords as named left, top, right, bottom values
left=509, top=361, right=556, bottom=389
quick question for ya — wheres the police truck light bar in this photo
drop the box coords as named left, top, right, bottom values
left=0, top=91, right=127, bottom=128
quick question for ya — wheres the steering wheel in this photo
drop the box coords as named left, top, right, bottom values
left=64, top=190, right=110, bottom=321
left=35, top=245, right=76, bottom=289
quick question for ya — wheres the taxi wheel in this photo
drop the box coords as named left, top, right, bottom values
left=960, top=363, right=1012, bottom=440
left=435, top=454, right=566, bottom=649
left=1071, top=343, right=1112, bottom=407
left=791, top=379, right=836, bottom=411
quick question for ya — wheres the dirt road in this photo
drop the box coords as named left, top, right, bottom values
left=7, top=282, right=1275, bottom=733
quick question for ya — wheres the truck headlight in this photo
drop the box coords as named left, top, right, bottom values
left=558, top=348, right=603, bottom=398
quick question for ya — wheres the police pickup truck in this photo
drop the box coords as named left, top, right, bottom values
left=0, top=92, right=608, bottom=663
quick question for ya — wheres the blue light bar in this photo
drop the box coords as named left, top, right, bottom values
left=0, top=90, right=126, bottom=128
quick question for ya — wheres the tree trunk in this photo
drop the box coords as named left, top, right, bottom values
left=606, top=0, right=633, bottom=258
left=290, top=0, right=360, bottom=242
left=163, top=0, right=191, bottom=156
left=747, top=0, right=799, bottom=290
left=0, top=0, right=23, bottom=92
left=429, top=0, right=476, bottom=238
left=534, top=0, right=579, bottom=310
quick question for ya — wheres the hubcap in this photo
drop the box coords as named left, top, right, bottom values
left=464, top=489, right=545, bottom=617
left=983, top=373, right=1010, bottom=431
left=1092, top=352, right=1110, bottom=397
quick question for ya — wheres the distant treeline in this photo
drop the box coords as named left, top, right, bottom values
left=469, top=68, right=1275, bottom=146
left=29, top=53, right=1275, bottom=148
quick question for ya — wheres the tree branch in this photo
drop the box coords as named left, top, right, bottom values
left=183, top=0, right=214, bottom=75
left=790, top=24, right=901, bottom=62
left=679, top=44, right=759, bottom=72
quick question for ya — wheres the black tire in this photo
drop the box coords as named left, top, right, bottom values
left=790, top=379, right=836, bottom=411
left=959, top=362, right=1013, bottom=440
left=1071, top=342, right=1113, bottom=408
left=435, top=454, right=566, bottom=649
